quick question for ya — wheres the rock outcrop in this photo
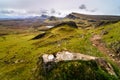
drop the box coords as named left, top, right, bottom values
left=41, top=51, right=116, bottom=76
left=42, top=51, right=96, bottom=63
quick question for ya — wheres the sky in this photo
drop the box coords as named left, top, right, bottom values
left=0, top=0, right=120, bottom=18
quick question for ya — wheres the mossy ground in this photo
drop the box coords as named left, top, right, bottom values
left=0, top=22, right=120, bottom=80
left=38, top=60, right=118, bottom=80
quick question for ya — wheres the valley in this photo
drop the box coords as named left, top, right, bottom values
left=0, top=13, right=120, bottom=80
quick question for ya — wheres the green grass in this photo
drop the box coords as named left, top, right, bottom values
left=0, top=23, right=120, bottom=80
left=0, top=32, right=41, bottom=80
left=32, top=25, right=104, bottom=57
left=36, top=60, right=119, bottom=80
left=96, top=22, right=120, bottom=54
left=100, top=22, right=120, bottom=44
left=94, top=21, right=120, bottom=79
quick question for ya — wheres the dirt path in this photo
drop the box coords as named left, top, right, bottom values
left=90, top=35, right=120, bottom=66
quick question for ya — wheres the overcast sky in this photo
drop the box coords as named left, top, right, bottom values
left=0, top=0, right=120, bottom=18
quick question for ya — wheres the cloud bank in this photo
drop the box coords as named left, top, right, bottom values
left=0, top=0, right=120, bottom=18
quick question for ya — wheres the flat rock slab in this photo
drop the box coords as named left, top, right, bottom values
left=42, top=51, right=96, bottom=63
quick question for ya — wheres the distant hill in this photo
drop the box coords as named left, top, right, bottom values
left=65, top=12, right=120, bottom=28
left=66, top=12, right=120, bottom=21
left=0, top=15, right=49, bottom=29
left=44, top=12, right=120, bottom=28
left=0, top=12, right=120, bottom=31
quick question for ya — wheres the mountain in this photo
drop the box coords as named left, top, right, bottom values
left=0, top=15, right=49, bottom=30
left=43, top=12, right=120, bottom=28
left=1, top=12, right=120, bottom=30
left=39, top=14, right=49, bottom=20
left=66, top=12, right=120, bottom=28
left=66, top=12, right=120, bottom=21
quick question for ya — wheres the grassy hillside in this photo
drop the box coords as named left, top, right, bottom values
left=96, top=22, right=120, bottom=62
left=0, top=21, right=120, bottom=80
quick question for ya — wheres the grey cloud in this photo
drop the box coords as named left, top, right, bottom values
left=0, top=9, right=15, bottom=14
left=51, top=9, right=56, bottom=14
left=0, top=8, right=63, bottom=17
left=58, top=12, right=61, bottom=15
left=90, top=9, right=98, bottom=12
left=79, top=4, right=97, bottom=13
left=50, top=8, right=62, bottom=16
left=40, top=9, right=48, bottom=15
left=79, top=4, right=87, bottom=10
left=0, top=9, right=34, bottom=17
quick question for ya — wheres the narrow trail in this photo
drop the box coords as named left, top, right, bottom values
left=90, top=35, right=120, bottom=66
